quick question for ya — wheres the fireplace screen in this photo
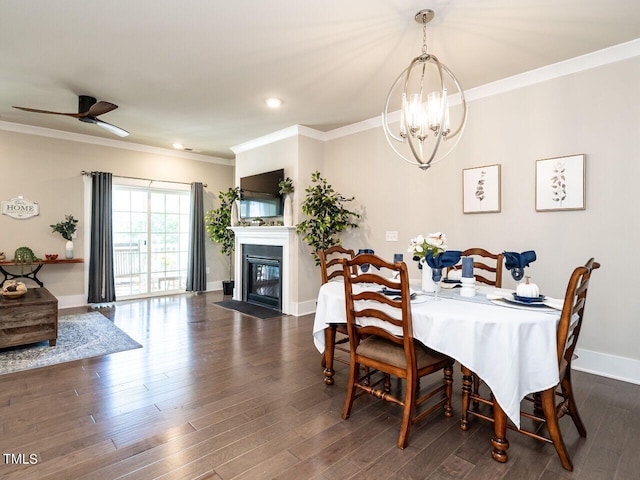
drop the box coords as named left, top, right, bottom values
left=242, top=245, right=282, bottom=310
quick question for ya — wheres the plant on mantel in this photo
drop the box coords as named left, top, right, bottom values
left=296, top=171, right=360, bottom=265
left=205, top=187, right=241, bottom=294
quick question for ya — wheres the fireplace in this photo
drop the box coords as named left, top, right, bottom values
left=231, top=226, right=296, bottom=315
left=242, top=244, right=282, bottom=310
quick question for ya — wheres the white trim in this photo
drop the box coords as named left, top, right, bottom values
left=230, top=124, right=325, bottom=154
left=230, top=226, right=296, bottom=315
left=573, top=348, right=640, bottom=385
left=56, top=294, right=88, bottom=309
left=465, top=38, right=640, bottom=102
left=0, top=121, right=235, bottom=166
left=293, top=298, right=318, bottom=317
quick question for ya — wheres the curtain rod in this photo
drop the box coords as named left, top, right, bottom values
left=81, top=171, right=207, bottom=188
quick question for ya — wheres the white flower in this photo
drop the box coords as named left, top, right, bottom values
left=425, top=232, right=447, bottom=250
left=408, top=232, right=449, bottom=261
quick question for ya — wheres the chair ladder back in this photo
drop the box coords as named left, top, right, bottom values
left=557, top=258, right=599, bottom=368
left=461, top=248, right=504, bottom=287
left=341, top=254, right=414, bottom=350
left=319, top=245, right=355, bottom=284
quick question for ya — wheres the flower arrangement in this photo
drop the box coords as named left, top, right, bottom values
left=408, top=232, right=448, bottom=265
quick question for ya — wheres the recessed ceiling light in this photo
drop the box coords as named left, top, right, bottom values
left=265, top=97, right=283, bottom=108
left=172, top=143, right=184, bottom=150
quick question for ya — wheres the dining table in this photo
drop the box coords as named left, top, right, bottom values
left=313, top=279, right=565, bottom=464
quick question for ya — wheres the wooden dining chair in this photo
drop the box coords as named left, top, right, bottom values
left=454, top=248, right=504, bottom=400
left=461, top=258, right=600, bottom=471
left=318, top=245, right=357, bottom=385
left=456, top=247, right=504, bottom=287
left=340, top=253, right=454, bottom=449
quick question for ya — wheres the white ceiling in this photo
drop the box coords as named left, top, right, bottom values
left=1, top=1, right=639, bottom=159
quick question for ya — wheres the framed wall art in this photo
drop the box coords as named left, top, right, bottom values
left=535, top=154, right=585, bottom=211
left=463, top=164, right=501, bottom=214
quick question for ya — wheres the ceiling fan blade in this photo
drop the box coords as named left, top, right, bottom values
left=86, top=101, right=118, bottom=117
left=12, top=106, right=82, bottom=117
left=94, top=118, right=129, bottom=137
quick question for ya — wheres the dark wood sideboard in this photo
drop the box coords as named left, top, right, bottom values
left=0, top=287, right=58, bottom=348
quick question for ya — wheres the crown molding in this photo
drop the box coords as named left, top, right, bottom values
left=326, top=38, right=640, bottom=141
left=230, top=124, right=326, bottom=154
left=0, top=121, right=235, bottom=167
left=464, top=38, right=640, bottom=102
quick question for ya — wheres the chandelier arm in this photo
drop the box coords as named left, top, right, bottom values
left=381, top=115, right=427, bottom=168
left=440, top=63, right=468, bottom=139
left=382, top=66, right=412, bottom=143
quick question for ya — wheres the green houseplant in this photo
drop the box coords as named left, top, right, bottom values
left=278, top=176, right=295, bottom=226
left=205, top=187, right=240, bottom=295
left=296, top=171, right=360, bottom=264
left=50, top=214, right=78, bottom=258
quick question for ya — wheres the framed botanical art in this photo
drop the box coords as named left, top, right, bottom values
left=535, top=154, right=585, bottom=211
left=463, top=164, right=501, bottom=214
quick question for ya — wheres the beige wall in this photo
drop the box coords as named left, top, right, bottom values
left=0, top=129, right=234, bottom=304
left=323, top=56, right=640, bottom=362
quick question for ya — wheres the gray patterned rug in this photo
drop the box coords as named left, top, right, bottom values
left=0, top=311, right=142, bottom=375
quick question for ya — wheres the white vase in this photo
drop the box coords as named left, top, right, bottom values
left=421, top=263, right=436, bottom=292
left=231, top=200, right=239, bottom=226
left=65, top=240, right=74, bottom=259
left=283, top=194, right=293, bottom=227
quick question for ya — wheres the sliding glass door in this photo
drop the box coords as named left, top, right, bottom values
left=112, top=185, right=190, bottom=298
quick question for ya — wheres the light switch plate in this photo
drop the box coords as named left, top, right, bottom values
left=385, top=231, right=398, bottom=241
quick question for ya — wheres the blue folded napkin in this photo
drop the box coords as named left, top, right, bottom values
left=425, top=250, right=462, bottom=269
left=503, top=250, right=537, bottom=269
left=503, top=250, right=536, bottom=280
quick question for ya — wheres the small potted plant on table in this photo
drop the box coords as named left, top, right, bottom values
left=50, top=214, right=78, bottom=258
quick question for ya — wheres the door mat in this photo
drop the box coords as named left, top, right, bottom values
left=213, top=300, right=283, bottom=319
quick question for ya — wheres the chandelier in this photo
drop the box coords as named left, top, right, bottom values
left=382, top=9, right=467, bottom=171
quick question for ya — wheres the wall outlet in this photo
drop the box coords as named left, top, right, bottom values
left=206, top=267, right=210, bottom=274
left=385, top=231, right=398, bottom=241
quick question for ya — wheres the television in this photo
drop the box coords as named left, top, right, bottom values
left=239, top=169, right=284, bottom=219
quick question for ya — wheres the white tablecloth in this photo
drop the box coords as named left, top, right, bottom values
left=313, top=281, right=561, bottom=429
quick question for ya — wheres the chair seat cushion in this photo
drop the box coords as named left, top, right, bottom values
left=356, top=335, right=449, bottom=370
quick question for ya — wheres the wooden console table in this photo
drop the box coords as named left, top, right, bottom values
left=0, top=287, right=58, bottom=348
left=0, top=259, right=84, bottom=287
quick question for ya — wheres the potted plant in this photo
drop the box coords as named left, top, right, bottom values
left=205, top=187, right=240, bottom=295
left=50, top=214, right=78, bottom=258
left=279, top=176, right=295, bottom=226
left=296, top=171, right=360, bottom=264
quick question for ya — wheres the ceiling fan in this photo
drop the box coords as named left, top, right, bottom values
left=12, top=95, right=129, bottom=137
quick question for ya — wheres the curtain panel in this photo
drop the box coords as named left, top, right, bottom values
left=88, top=172, right=116, bottom=303
left=186, top=182, right=207, bottom=292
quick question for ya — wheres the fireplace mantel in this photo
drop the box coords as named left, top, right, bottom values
left=230, top=226, right=296, bottom=314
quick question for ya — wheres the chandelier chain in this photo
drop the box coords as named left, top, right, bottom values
left=421, top=15, right=428, bottom=55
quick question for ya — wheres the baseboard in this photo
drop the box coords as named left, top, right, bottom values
left=56, top=294, right=87, bottom=309
left=573, top=348, right=640, bottom=385
left=291, top=299, right=318, bottom=317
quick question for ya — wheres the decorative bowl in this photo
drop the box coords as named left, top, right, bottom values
left=1, top=280, right=28, bottom=298
left=45, top=254, right=59, bottom=260
left=1, top=290, right=27, bottom=299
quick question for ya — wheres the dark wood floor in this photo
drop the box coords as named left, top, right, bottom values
left=1, top=291, right=638, bottom=479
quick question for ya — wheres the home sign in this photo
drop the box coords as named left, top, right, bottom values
left=1, top=196, right=40, bottom=219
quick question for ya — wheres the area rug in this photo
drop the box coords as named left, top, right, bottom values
left=213, top=300, right=283, bottom=319
left=0, top=311, right=142, bottom=376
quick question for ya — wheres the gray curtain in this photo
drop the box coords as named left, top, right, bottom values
left=186, top=182, right=207, bottom=291
left=88, top=172, right=116, bottom=303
